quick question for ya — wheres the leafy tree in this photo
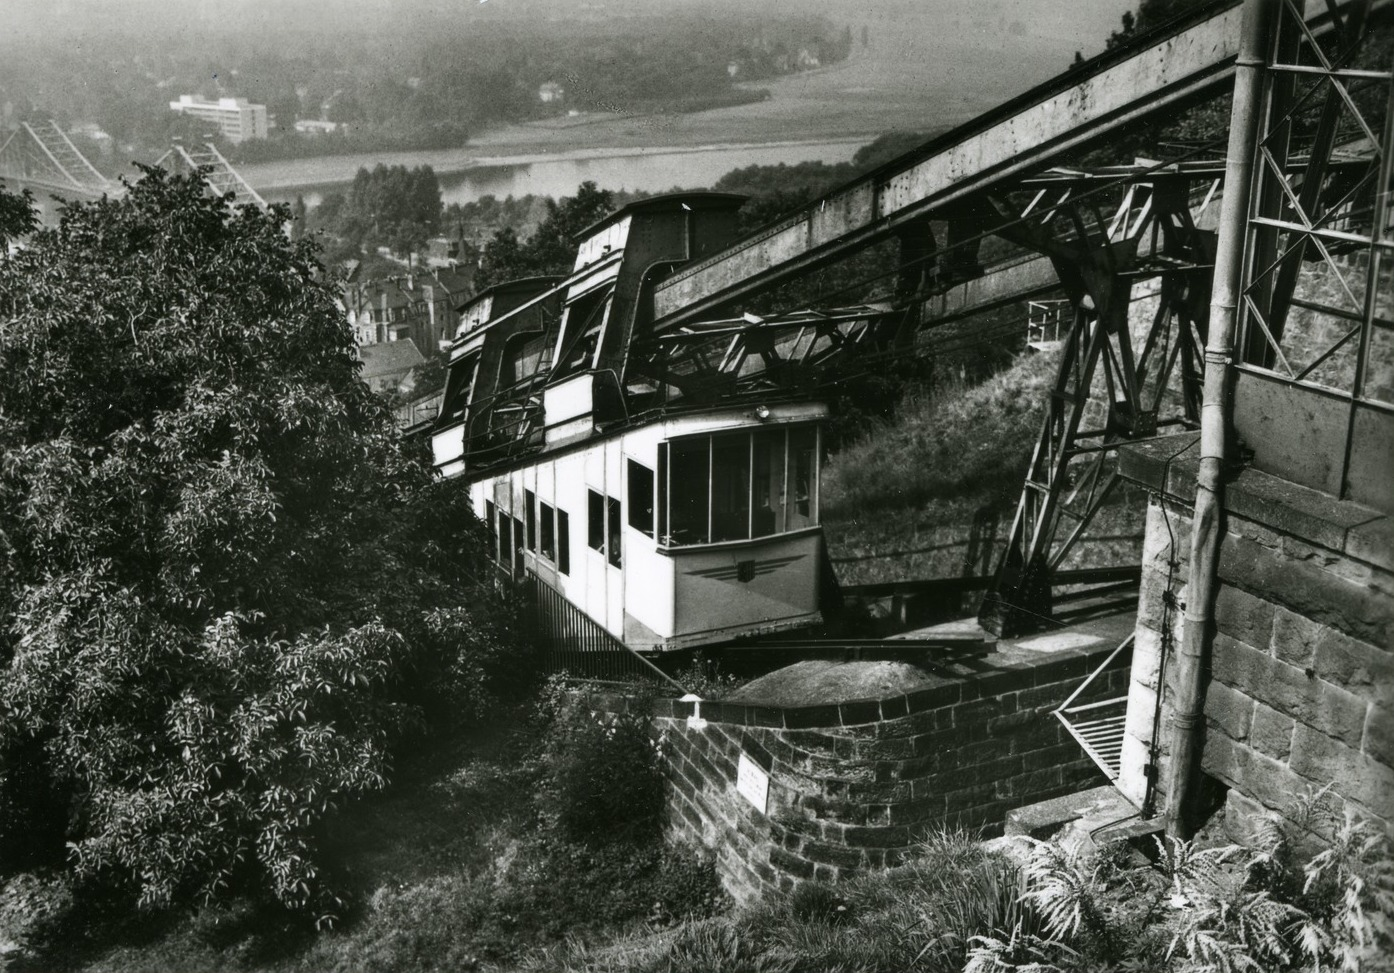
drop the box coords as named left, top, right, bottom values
left=334, top=163, right=443, bottom=258
left=527, top=181, right=616, bottom=275
left=475, top=181, right=615, bottom=288
left=0, top=173, right=518, bottom=917
left=476, top=226, right=533, bottom=289
left=0, top=182, right=37, bottom=247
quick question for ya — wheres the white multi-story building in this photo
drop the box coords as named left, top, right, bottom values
left=168, top=95, right=268, bottom=143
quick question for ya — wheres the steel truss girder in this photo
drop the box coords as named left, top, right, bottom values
left=0, top=120, right=113, bottom=198
left=980, top=179, right=1215, bottom=636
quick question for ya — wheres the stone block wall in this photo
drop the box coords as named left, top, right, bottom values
left=1118, top=435, right=1393, bottom=837
left=593, top=640, right=1128, bottom=902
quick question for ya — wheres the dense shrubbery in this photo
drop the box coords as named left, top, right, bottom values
left=0, top=175, right=522, bottom=921
left=536, top=687, right=666, bottom=846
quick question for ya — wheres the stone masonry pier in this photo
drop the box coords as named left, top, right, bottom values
left=1118, top=433, right=1392, bottom=838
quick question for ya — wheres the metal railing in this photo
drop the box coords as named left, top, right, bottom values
left=523, top=571, right=686, bottom=690
left=1054, top=633, right=1134, bottom=781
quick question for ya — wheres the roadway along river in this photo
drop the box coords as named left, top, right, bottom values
left=244, top=137, right=869, bottom=209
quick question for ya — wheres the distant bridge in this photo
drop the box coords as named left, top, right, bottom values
left=0, top=120, right=118, bottom=201
left=0, top=124, right=267, bottom=219
left=154, top=141, right=267, bottom=212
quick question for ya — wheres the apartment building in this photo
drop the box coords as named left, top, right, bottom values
left=168, top=96, right=268, bottom=144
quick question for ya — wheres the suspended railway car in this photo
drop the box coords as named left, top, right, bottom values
left=431, top=192, right=894, bottom=652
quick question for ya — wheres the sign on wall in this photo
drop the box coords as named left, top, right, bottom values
left=736, top=753, right=769, bottom=813
left=735, top=735, right=774, bottom=814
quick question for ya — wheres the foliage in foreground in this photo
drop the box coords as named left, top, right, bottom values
left=958, top=790, right=1394, bottom=973
left=0, top=176, right=520, bottom=918
left=531, top=791, right=1393, bottom=973
left=28, top=686, right=720, bottom=972
left=312, top=687, right=720, bottom=971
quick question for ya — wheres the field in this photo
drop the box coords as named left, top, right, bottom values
left=239, top=0, right=1131, bottom=195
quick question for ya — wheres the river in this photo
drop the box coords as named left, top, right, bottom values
left=247, top=138, right=868, bottom=209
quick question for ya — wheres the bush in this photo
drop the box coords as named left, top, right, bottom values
left=0, top=871, right=76, bottom=961
left=537, top=692, right=665, bottom=846
left=674, top=656, right=745, bottom=700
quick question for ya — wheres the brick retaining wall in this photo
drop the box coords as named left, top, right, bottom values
left=592, top=641, right=1128, bottom=902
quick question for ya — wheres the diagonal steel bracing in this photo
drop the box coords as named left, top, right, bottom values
left=0, top=120, right=115, bottom=198
left=979, top=178, right=1216, bottom=635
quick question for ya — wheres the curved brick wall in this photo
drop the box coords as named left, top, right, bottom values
left=592, top=641, right=1129, bottom=902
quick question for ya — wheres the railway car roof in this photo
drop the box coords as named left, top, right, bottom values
left=571, top=190, right=748, bottom=242
left=454, top=275, right=564, bottom=315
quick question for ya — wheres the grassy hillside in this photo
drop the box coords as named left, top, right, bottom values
left=825, top=350, right=1057, bottom=518
left=822, top=350, right=1057, bottom=587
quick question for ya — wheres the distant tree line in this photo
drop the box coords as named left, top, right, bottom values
left=312, top=163, right=443, bottom=261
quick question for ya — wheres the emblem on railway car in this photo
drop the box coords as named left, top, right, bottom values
left=685, top=554, right=805, bottom=584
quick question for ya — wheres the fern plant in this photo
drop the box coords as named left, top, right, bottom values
left=1165, top=885, right=1305, bottom=972
left=1020, top=838, right=1124, bottom=960
left=1238, top=785, right=1394, bottom=973
left=1300, top=805, right=1394, bottom=972
left=964, top=922, right=1075, bottom=973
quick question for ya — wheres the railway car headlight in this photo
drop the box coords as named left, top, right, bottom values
left=754, top=404, right=771, bottom=421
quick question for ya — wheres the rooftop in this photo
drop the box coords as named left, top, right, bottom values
left=358, top=339, right=426, bottom=380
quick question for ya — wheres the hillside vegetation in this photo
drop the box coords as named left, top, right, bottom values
left=824, top=350, right=1057, bottom=519
left=39, top=689, right=723, bottom=973
left=822, top=350, right=1057, bottom=585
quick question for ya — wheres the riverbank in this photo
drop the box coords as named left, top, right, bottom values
left=238, top=135, right=878, bottom=195
left=238, top=10, right=1089, bottom=201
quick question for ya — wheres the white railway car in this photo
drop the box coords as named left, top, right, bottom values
left=432, top=192, right=891, bottom=652
left=471, top=402, right=826, bottom=650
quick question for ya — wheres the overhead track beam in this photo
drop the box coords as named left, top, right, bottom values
left=650, top=0, right=1379, bottom=331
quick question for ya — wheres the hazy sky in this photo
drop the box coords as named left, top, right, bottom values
left=2, top=0, right=1139, bottom=45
